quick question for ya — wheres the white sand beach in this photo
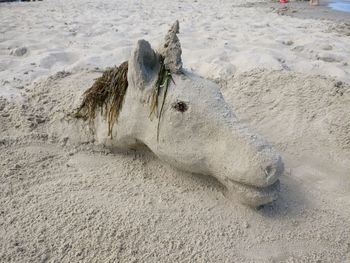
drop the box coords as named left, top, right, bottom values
left=1, top=0, right=350, bottom=262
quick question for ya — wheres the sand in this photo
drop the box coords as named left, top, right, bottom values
left=1, top=0, right=350, bottom=262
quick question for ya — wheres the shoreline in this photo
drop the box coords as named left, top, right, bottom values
left=263, top=1, right=350, bottom=23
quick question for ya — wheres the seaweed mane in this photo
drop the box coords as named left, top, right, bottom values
left=75, top=56, right=172, bottom=139
left=75, top=61, right=129, bottom=138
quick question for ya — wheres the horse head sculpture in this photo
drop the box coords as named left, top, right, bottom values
left=76, top=21, right=284, bottom=207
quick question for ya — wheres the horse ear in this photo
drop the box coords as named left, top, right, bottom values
left=128, top=39, right=160, bottom=90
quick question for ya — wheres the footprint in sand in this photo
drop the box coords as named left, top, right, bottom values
left=39, top=51, right=79, bottom=69
left=316, top=52, right=343, bottom=63
left=10, top=47, right=28, bottom=56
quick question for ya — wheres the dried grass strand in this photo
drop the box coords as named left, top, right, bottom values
left=149, top=56, right=174, bottom=141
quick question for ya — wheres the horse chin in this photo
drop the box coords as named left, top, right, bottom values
left=225, top=179, right=280, bottom=208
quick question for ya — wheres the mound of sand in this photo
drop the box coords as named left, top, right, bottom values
left=1, top=69, right=349, bottom=262
left=222, top=69, right=350, bottom=157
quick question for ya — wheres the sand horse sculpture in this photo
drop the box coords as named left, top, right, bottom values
left=75, top=21, right=284, bottom=207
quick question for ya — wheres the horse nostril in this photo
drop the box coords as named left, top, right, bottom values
left=265, top=165, right=272, bottom=175
left=263, top=164, right=278, bottom=184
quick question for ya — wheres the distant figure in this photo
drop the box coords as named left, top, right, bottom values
left=310, top=0, right=319, bottom=6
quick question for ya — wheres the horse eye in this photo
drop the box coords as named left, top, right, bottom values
left=172, top=101, right=188, bottom=113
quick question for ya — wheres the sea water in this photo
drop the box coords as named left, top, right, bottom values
left=329, top=0, right=350, bottom=12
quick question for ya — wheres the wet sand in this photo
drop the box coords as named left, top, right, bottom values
left=253, top=1, right=350, bottom=23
